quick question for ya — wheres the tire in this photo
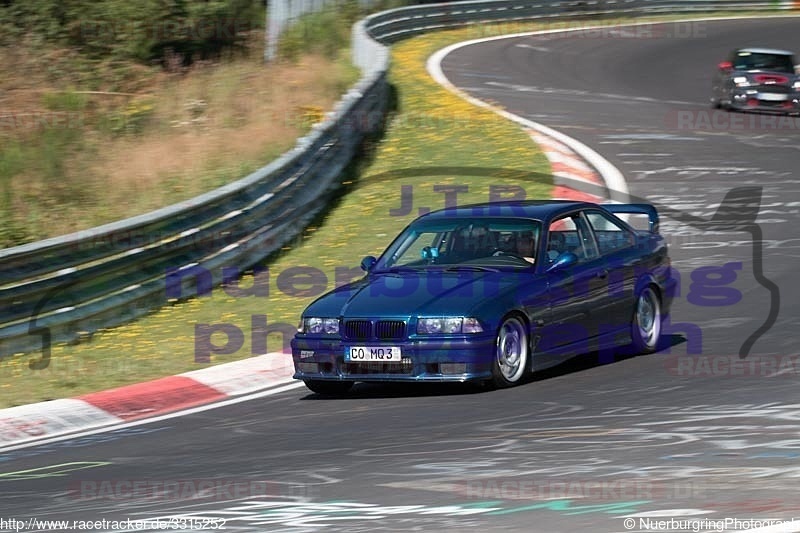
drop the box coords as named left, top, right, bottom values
left=631, top=286, right=661, bottom=354
left=490, top=315, right=529, bottom=388
left=304, top=380, right=354, bottom=395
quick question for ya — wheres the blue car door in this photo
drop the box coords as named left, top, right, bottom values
left=583, top=209, right=639, bottom=337
left=538, top=212, right=606, bottom=357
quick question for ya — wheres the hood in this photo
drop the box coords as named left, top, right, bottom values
left=303, top=269, right=530, bottom=318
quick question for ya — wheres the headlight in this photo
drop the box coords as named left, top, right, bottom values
left=733, top=76, right=750, bottom=87
left=793, top=80, right=800, bottom=90
left=301, top=317, right=340, bottom=335
left=416, top=317, right=483, bottom=334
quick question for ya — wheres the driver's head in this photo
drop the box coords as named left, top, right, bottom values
left=516, top=231, right=535, bottom=256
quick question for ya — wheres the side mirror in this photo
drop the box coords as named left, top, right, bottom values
left=360, top=255, right=377, bottom=272
left=546, top=251, right=578, bottom=273
left=718, top=61, right=733, bottom=72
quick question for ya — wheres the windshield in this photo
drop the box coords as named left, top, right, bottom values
left=733, top=51, right=796, bottom=73
left=375, top=218, right=542, bottom=271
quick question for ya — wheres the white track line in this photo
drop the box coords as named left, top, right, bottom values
left=427, top=33, right=629, bottom=202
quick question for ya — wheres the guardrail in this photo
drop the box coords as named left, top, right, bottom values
left=1, top=0, right=794, bottom=357
left=0, top=68, right=391, bottom=357
left=363, top=0, right=796, bottom=44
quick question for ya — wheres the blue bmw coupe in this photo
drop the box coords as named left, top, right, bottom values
left=292, top=200, right=676, bottom=394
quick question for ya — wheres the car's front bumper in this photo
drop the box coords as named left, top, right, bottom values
left=291, top=335, right=497, bottom=383
left=728, top=89, right=800, bottom=113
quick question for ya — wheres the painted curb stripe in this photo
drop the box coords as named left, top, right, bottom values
left=0, top=398, right=123, bottom=446
left=79, top=376, right=227, bottom=421
left=551, top=185, right=602, bottom=203
left=181, top=352, right=295, bottom=396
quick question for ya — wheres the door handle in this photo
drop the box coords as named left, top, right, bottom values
left=596, top=269, right=608, bottom=279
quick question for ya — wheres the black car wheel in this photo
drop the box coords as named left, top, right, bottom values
left=631, top=285, right=661, bottom=354
left=491, top=315, right=529, bottom=388
left=304, top=380, right=354, bottom=395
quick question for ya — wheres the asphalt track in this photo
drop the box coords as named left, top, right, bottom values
left=2, top=17, right=800, bottom=533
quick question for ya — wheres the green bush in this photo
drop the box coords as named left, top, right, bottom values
left=0, top=142, right=32, bottom=247
left=0, top=0, right=265, bottom=67
left=0, top=123, right=88, bottom=248
left=277, top=1, right=366, bottom=62
left=42, top=91, right=88, bottom=112
left=106, top=98, right=155, bottom=136
left=275, top=0, right=408, bottom=62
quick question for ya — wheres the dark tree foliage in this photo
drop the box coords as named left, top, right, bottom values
left=0, top=0, right=263, bottom=66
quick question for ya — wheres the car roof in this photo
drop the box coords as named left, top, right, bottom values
left=735, top=47, right=794, bottom=56
left=418, top=200, right=598, bottom=222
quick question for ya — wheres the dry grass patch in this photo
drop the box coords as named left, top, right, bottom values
left=1, top=49, right=358, bottom=246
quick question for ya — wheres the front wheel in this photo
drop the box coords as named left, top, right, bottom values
left=490, top=315, right=529, bottom=388
left=631, top=286, right=661, bottom=354
left=303, top=380, right=354, bottom=395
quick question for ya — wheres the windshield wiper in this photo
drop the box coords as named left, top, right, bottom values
left=443, top=265, right=500, bottom=273
left=373, top=266, right=422, bottom=274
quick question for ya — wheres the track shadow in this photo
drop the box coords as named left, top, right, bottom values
left=520, top=335, right=685, bottom=383
left=610, top=334, right=688, bottom=362
left=298, top=380, right=487, bottom=400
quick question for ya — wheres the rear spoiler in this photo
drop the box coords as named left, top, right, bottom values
left=602, top=203, right=659, bottom=233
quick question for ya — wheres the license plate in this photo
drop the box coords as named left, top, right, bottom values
left=758, top=93, right=788, bottom=101
left=345, top=346, right=402, bottom=362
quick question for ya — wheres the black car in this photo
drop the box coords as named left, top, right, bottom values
left=711, top=47, right=800, bottom=114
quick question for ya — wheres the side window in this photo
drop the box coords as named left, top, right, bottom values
left=585, top=211, right=635, bottom=255
left=547, top=217, right=574, bottom=262
left=547, top=214, right=597, bottom=262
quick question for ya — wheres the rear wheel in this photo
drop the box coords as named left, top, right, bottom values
left=490, top=315, right=529, bottom=388
left=304, top=380, right=354, bottom=395
left=631, top=286, right=661, bottom=354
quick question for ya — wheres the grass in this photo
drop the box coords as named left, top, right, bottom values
left=0, top=11, right=790, bottom=407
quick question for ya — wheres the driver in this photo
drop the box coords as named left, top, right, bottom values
left=516, top=231, right=536, bottom=264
